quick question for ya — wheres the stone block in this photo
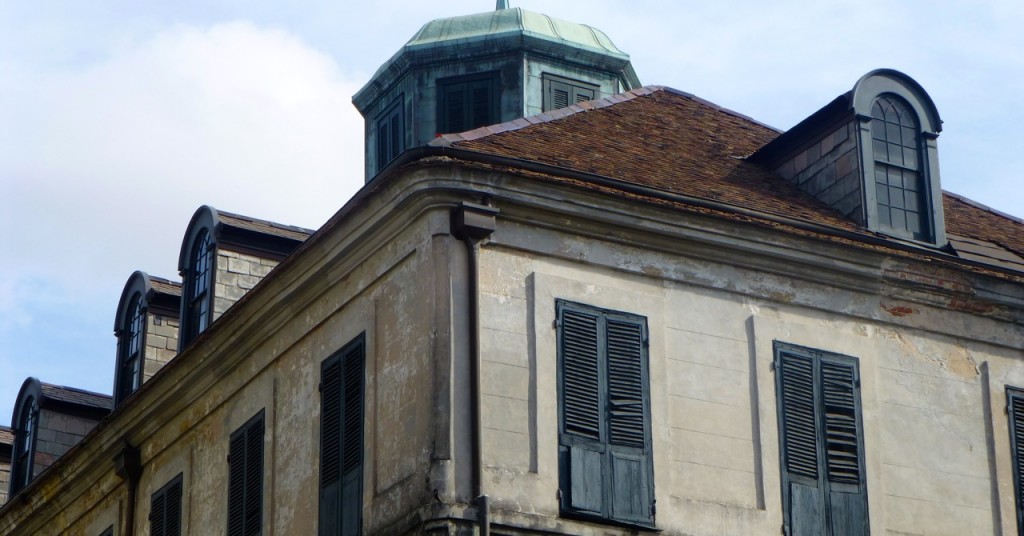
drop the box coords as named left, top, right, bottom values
left=227, top=256, right=250, bottom=274
left=482, top=427, right=531, bottom=470
left=250, top=263, right=274, bottom=277
left=482, top=360, right=529, bottom=402
left=479, top=292, right=528, bottom=335
left=482, top=393, right=529, bottom=435
left=884, top=493, right=991, bottom=535
left=879, top=402, right=988, bottom=478
left=236, top=274, right=261, bottom=290
left=665, top=327, right=749, bottom=373
left=882, top=462, right=990, bottom=510
left=481, top=326, right=529, bottom=368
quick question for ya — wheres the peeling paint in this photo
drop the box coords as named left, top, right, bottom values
left=882, top=303, right=916, bottom=317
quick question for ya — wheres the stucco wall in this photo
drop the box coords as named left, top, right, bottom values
left=475, top=220, right=1024, bottom=535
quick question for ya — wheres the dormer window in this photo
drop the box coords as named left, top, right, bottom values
left=11, top=396, right=37, bottom=494
left=118, top=293, right=145, bottom=402
left=183, top=229, right=214, bottom=346
left=871, top=95, right=928, bottom=241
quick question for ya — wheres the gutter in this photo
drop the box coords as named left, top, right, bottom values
left=113, top=442, right=142, bottom=536
left=377, top=144, right=1024, bottom=283
left=451, top=201, right=499, bottom=536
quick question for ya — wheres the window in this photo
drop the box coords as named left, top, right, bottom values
left=182, top=229, right=214, bottom=346
left=438, top=73, right=499, bottom=134
left=543, top=75, right=597, bottom=112
left=1007, top=387, right=1024, bottom=535
left=774, top=342, right=868, bottom=536
left=871, top=95, right=928, bottom=241
left=319, top=334, right=365, bottom=536
left=10, top=396, right=38, bottom=495
left=376, top=98, right=403, bottom=171
left=556, top=300, right=654, bottom=527
left=116, top=292, right=145, bottom=403
left=99, top=527, right=114, bottom=536
left=228, top=411, right=265, bottom=536
left=150, top=473, right=183, bottom=536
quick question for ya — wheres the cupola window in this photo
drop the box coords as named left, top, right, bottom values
left=184, top=230, right=214, bottom=345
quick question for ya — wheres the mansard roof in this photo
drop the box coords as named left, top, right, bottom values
left=429, top=85, right=1024, bottom=279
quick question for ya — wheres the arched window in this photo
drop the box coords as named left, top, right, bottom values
left=12, top=396, right=38, bottom=494
left=117, top=293, right=145, bottom=402
left=871, top=94, right=928, bottom=241
left=184, top=229, right=214, bottom=344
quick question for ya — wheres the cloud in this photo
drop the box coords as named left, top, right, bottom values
left=0, top=21, right=365, bottom=423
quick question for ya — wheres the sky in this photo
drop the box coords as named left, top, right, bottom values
left=1, top=0, right=1022, bottom=426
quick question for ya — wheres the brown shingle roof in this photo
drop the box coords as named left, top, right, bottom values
left=441, top=87, right=859, bottom=231
left=218, top=211, right=315, bottom=242
left=438, top=86, right=1024, bottom=276
left=149, top=276, right=181, bottom=297
left=40, top=384, right=113, bottom=411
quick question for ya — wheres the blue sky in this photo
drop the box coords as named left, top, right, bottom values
left=2, top=0, right=1022, bottom=426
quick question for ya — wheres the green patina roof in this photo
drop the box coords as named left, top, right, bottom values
left=405, top=7, right=628, bottom=59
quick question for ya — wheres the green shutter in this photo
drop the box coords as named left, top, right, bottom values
left=320, top=335, right=365, bottom=536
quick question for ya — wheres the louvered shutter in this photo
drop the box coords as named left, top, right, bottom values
left=560, top=306, right=604, bottom=515
left=166, top=477, right=183, bottom=536
left=227, top=432, right=247, bottom=535
left=821, top=359, right=867, bottom=536
left=442, top=86, right=465, bottom=133
left=469, top=81, right=492, bottom=130
left=376, top=116, right=390, bottom=170
left=320, top=335, right=365, bottom=536
left=340, top=342, right=365, bottom=536
left=777, top=351, right=826, bottom=536
left=776, top=344, right=867, bottom=536
left=558, top=301, right=653, bottom=526
left=606, top=318, right=652, bottom=525
left=245, top=417, right=264, bottom=536
left=150, top=487, right=166, bottom=536
left=1007, top=389, right=1024, bottom=535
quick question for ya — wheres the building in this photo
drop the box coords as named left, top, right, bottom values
left=3, top=4, right=1024, bottom=536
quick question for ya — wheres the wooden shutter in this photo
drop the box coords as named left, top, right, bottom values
left=442, top=85, right=465, bottom=133
left=776, top=344, right=867, bottom=536
left=166, top=477, right=183, bottom=536
left=606, top=316, right=652, bottom=525
left=151, top=475, right=183, bottom=536
left=376, top=116, right=390, bottom=170
left=469, top=81, right=492, bottom=130
left=150, top=486, right=166, bottom=536
left=557, top=300, right=653, bottom=526
left=320, top=335, right=365, bottom=536
left=229, top=412, right=265, bottom=536
left=1007, top=388, right=1024, bottom=535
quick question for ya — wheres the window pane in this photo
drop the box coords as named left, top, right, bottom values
left=890, top=208, right=907, bottom=230
left=889, top=186, right=905, bottom=209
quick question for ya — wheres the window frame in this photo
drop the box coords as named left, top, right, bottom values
left=774, top=341, right=869, bottom=536
left=116, top=291, right=147, bottom=404
left=228, top=410, right=265, bottom=536
left=436, top=72, right=500, bottom=135
left=318, top=333, right=366, bottom=536
left=180, top=228, right=215, bottom=349
left=10, top=395, right=38, bottom=495
left=869, top=94, right=929, bottom=241
left=555, top=299, right=655, bottom=528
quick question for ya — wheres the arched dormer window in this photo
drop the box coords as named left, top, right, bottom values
left=9, top=379, right=42, bottom=497
left=178, top=206, right=220, bottom=351
left=186, top=230, right=214, bottom=339
left=852, top=69, right=945, bottom=246
left=871, top=95, right=927, bottom=240
left=120, top=294, right=145, bottom=399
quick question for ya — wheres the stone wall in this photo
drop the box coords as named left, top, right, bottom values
left=0, top=458, right=9, bottom=506
left=773, top=120, right=863, bottom=224
left=144, top=313, right=179, bottom=381
left=33, top=410, right=103, bottom=480
left=213, top=249, right=279, bottom=321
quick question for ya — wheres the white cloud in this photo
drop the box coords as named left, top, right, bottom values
left=0, top=21, right=365, bottom=423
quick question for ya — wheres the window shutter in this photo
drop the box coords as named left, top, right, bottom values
left=553, top=86, right=570, bottom=110
left=470, top=83, right=492, bottom=129
left=340, top=343, right=365, bottom=536
left=244, top=416, right=265, bottom=536
left=821, top=358, right=867, bottom=536
left=606, top=317, right=652, bottom=524
left=166, top=478, right=183, bottom=536
left=777, top=350, right=826, bottom=536
left=150, top=488, right=166, bottom=536
left=389, top=111, right=401, bottom=162
left=1009, top=389, right=1024, bottom=535
left=320, top=335, right=365, bottom=536
left=557, top=301, right=653, bottom=527
left=376, top=117, right=389, bottom=170
left=574, top=86, right=595, bottom=104
left=319, top=358, right=343, bottom=536
left=443, top=86, right=465, bottom=133
left=227, top=432, right=247, bottom=535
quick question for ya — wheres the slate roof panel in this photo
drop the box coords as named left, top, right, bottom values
left=40, top=384, right=113, bottom=411
left=218, top=211, right=315, bottom=242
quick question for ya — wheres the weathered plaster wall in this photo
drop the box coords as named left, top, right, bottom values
left=475, top=216, right=1024, bottom=536
left=144, top=312, right=179, bottom=381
